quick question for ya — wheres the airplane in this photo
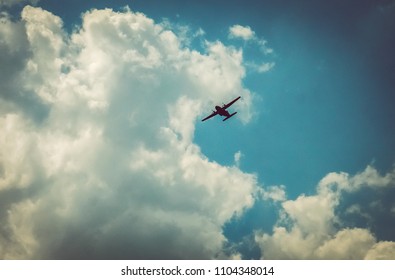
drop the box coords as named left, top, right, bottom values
left=201, top=96, right=241, bottom=122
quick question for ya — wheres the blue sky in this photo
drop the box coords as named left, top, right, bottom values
left=0, top=0, right=394, bottom=259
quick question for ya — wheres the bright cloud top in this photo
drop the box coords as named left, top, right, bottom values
left=0, top=5, right=258, bottom=259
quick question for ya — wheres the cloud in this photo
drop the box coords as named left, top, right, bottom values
left=160, top=19, right=205, bottom=48
left=229, top=25, right=255, bottom=41
left=0, top=0, right=38, bottom=7
left=228, top=24, right=274, bottom=73
left=0, top=10, right=49, bottom=123
left=0, top=6, right=260, bottom=259
left=247, top=62, right=275, bottom=73
left=228, top=24, right=273, bottom=54
left=255, top=165, right=395, bottom=259
left=3, top=4, right=391, bottom=261
left=233, top=151, right=243, bottom=167
left=315, top=228, right=377, bottom=259
left=259, top=185, right=287, bottom=202
left=365, top=241, right=395, bottom=260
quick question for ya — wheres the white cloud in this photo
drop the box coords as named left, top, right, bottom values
left=0, top=6, right=259, bottom=259
left=365, top=241, right=395, bottom=259
left=259, top=185, right=287, bottom=202
left=257, top=62, right=275, bottom=73
left=228, top=24, right=274, bottom=73
left=255, top=165, right=395, bottom=259
left=315, top=228, right=376, bottom=259
left=160, top=19, right=205, bottom=48
left=234, top=151, right=243, bottom=167
left=3, top=4, right=391, bottom=261
left=229, top=25, right=255, bottom=41
left=318, top=165, right=395, bottom=194
left=229, top=24, right=273, bottom=54
left=0, top=114, right=41, bottom=191
left=247, top=62, right=275, bottom=73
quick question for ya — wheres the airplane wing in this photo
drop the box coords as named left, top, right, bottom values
left=223, top=112, right=237, bottom=121
left=201, top=111, right=218, bottom=122
left=222, top=96, right=241, bottom=109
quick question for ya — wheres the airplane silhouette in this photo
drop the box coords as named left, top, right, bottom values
left=201, top=96, right=241, bottom=122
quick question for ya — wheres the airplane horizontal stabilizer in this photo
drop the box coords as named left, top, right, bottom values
left=223, top=112, right=237, bottom=121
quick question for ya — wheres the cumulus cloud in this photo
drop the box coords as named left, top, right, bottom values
left=229, top=25, right=255, bottom=41
left=365, top=241, right=395, bottom=260
left=315, top=228, right=376, bottom=259
left=0, top=10, right=47, bottom=122
left=229, top=24, right=273, bottom=53
left=259, top=185, right=287, bottom=202
left=0, top=6, right=261, bottom=259
left=3, top=4, right=391, bottom=261
left=255, top=165, right=395, bottom=259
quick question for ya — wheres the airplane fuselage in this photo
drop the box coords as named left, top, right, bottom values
left=215, top=106, right=231, bottom=117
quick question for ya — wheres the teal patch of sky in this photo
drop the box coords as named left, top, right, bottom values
left=195, top=0, right=395, bottom=196
left=243, top=25, right=392, bottom=193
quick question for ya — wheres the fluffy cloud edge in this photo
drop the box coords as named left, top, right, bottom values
left=229, top=25, right=255, bottom=41
left=255, top=165, right=395, bottom=259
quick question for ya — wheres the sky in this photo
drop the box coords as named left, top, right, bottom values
left=0, top=0, right=394, bottom=259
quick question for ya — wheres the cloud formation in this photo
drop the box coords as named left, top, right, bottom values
left=255, top=166, right=395, bottom=259
left=229, top=25, right=255, bottom=41
left=1, top=4, right=393, bottom=260
left=0, top=6, right=258, bottom=259
left=228, top=24, right=274, bottom=73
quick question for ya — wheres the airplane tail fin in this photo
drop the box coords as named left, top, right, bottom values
left=223, top=112, right=237, bottom=121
